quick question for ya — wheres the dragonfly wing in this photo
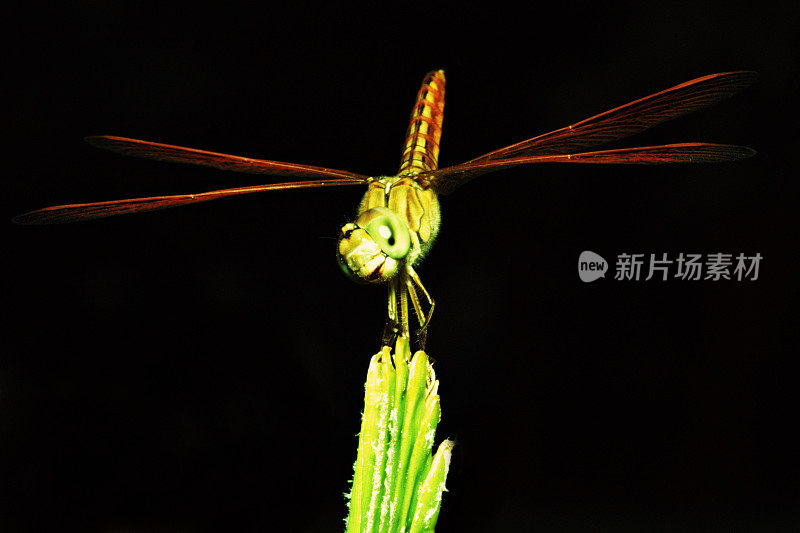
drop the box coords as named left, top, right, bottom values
left=463, top=71, right=757, bottom=163
left=13, top=179, right=365, bottom=224
left=86, top=136, right=371, bottom=181
left=421, top=143, right=755, bottom=195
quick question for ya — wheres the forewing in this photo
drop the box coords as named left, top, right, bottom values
left=85, top=136, right=371, bottom=181
left=13, top=179, right=365, bottom=224
left=463, top=71, right=756, bottom=163
left=422, top=143, right=755, bottom=195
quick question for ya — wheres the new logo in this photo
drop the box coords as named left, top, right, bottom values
left=578, top=251, right=607, bottom=282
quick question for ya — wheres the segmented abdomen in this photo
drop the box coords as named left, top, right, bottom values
left=398, top=70, right=446, bottom=174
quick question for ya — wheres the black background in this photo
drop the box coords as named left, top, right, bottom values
left=3, top=2, right=799, bottom=531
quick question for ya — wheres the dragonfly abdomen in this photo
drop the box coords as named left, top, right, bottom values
left=398, top=70, right=446, bottom=174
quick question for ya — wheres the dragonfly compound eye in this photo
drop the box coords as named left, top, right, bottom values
left=360, top=208, right=412, bottom=260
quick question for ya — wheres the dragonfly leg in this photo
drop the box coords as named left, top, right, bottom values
left=406, top=278, right=426, bottom=327
left=382, top=279, right=400, bottom=346
left=399, top=273, right=411, bottom=339
left=406, top=276, right=429, bottom=350
left=406, top=265, right=435, bottom=348
left=382, top=276, right=411, bottom=346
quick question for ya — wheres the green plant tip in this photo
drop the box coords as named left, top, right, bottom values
left=345, top=338, right=452, bottom=533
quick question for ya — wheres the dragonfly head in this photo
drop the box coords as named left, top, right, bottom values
left=337, top=207, right=412, bottom=283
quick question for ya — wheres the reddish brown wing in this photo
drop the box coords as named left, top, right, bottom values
left=85, top=136, right=371, bottom=181
left=465, top=72, right=757, bottom=162
left=421, top=71, right=756, bottom=194
left=420, top=144, right=755, bottom=194
left=13, top=179, right=365, bottom=224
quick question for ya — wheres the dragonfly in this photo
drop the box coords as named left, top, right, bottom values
left=15, top=70, right=756, bottom=347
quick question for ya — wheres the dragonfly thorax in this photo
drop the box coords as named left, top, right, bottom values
left=337, top=176, right=441, bottom=284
